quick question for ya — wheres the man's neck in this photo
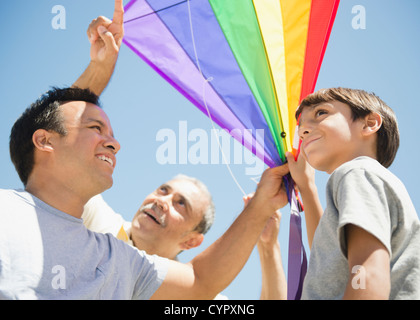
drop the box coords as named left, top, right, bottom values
left=129, top=230, right=177, bottom=260
left=25, top=176, right=91, bottom=219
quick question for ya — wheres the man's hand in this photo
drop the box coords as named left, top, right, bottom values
left=251, top=164, right=290, bottom=216
left=72, top=0, right=124, bottom=95
left=88, top=0, right=124, bottom=67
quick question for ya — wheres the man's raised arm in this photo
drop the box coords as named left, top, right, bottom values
left=72, top=0, right=124, bottom=95
left=151, top=164, right=290, bottom=300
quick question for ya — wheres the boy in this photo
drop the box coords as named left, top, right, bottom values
left=288, top=87, right=419, bottom=299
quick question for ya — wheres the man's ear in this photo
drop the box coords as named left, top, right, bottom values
left=362, top=112, right=382, bottom=136
left=179, top=232, right=204, bottom=251
left=32, top=129, right=55, bottom=153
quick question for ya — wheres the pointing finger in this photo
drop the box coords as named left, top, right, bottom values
left=113, top=0, right=124, bottom=25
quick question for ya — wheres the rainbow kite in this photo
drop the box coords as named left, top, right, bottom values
left=123, top=0, right=339, bottom=300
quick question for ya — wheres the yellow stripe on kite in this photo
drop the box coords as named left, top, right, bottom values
left=280, top=0, right=312, bottom=150
left=252, top=0, right=289, bottom=151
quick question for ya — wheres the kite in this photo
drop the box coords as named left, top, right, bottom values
left=122, top=0, right=340, bottom=300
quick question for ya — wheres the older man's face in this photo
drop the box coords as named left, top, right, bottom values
left=131, top=178, right=208, bottom=256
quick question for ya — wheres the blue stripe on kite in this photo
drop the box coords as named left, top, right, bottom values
left=146, top=0, right=282, bottom=166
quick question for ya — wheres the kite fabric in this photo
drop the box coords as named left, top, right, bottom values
left=122, top=0, right=340, bottom=300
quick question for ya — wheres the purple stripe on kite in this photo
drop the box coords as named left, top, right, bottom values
left=146, top=0, right=281, bottom=166
left=123, top=0, right=280, bottom=168
left=287, top=191, right=308, bottom=300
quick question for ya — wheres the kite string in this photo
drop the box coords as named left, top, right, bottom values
left=186, top=0, right=247, bottom=197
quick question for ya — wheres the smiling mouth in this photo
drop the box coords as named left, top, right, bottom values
left=303, top=137, right=321, bottom=150
left=96, top=155, right=114, bottom=167
left=143, top=210, right=161, bottom=225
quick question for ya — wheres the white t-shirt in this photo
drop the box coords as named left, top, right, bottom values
left=302, top=157, right=420, bottom=300
left=83, top=194, right=133, bottom=244
left=0, top=189, right=169, bottom=300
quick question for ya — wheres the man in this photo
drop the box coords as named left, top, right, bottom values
left=0, top=0, right=289, bottom=300
left=78, top=0, right=287, bottom=299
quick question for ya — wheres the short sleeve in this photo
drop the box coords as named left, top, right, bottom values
left=334, top=168, right=392, bottom=257
left=131, top=250, right=170, bottom=300
left=82, top=194, right=127, bottom=236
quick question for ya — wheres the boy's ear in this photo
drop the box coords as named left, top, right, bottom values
left=32, top=129, right=55, bottom=153
left=362, top=112, right=382, bottom=136
left=179, top=232, right=204, bottom=251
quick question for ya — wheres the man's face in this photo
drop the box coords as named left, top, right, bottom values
left=51, top=101, right=120, bottom=196
left=131, top=178, right=208, bottom=258
left=298, top=100, right=364, bottom=173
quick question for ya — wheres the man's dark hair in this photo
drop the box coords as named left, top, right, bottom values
left=10, top=87, right=100, bottom=186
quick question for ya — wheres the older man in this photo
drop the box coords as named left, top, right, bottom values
left=83, top=175, right=215, bottom=261
left=83, top=176, right=287, bottom=299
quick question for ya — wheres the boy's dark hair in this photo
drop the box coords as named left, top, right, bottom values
left=10, top=87, right=100, bottom=186
left=296, top=87, right=399, bottom=168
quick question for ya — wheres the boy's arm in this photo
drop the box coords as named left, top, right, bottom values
left=151, top=165, right=290, bottom=300
left=72, top=0, right=124, bottom=95
left=286, top=152, right=323, bottom=248
left=343, top=224, right=390, bottom=299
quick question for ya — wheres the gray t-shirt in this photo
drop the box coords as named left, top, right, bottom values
left=0, top=189, right=169, bottom=299
left=302, top=157, right=420, bottom=300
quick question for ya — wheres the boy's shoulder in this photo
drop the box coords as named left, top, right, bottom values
left=331, top=156, right=399, bottom=184
left=328, top=157, right=414, bottom=209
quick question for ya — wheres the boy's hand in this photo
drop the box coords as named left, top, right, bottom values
left=259, top=211, right=281, bottom=246
left=286, top=151, right=315, bottom=193
left=286, top=151, right=323, bottom=247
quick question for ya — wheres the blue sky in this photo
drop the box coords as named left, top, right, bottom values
left=0, top=0, right=419, bottom=300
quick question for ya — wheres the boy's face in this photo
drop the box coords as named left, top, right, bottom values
left=298, top=100, right=365, bottom=173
